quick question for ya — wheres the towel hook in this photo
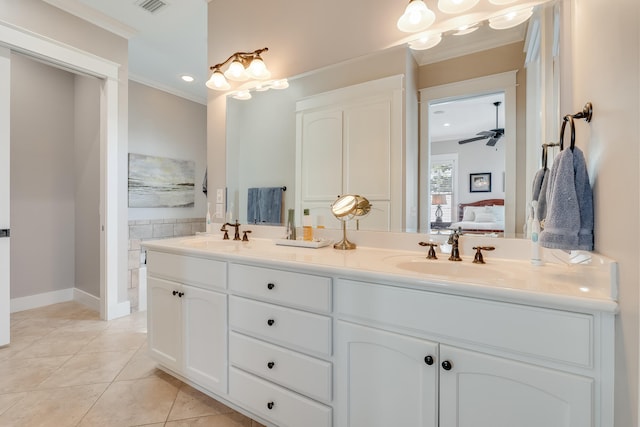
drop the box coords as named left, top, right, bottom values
left=571, top=102, right=593, bottom=123
left=559, top=115, right=576, bottom=151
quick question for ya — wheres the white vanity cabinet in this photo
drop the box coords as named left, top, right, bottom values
left=227, top=263, right=333, bottom=427
left=146, top=251, right=228, bottom=395
left=335, top=278, right=601, bottom=427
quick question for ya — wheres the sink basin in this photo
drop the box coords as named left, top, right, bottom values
left=385, top=255, right=519, bottom=282
left=179, top=239, right=238, bottom=250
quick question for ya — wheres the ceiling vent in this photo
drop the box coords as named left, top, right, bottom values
left=136, top=0, right=168, bottom=14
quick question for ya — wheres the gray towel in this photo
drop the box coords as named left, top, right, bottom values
left=531, top=167, right=549, bottom=226
left=247, top=187, right=284, bottom=225
left=539, top=147, right=594, bottom=251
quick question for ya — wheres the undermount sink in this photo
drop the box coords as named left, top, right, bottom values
left=386, top=255, right=518, bottom=281
left=180, top=238, right=238, bottom=249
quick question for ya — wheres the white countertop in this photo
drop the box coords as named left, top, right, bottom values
left=142, top=232, right=618, bottom=314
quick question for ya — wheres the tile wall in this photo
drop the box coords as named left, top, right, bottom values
left=128, top=218, right=205, bottom=310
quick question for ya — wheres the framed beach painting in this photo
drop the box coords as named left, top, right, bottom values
left=128, top=153, right=195, bottom=207
left=469, top=172, right=491, bottom=193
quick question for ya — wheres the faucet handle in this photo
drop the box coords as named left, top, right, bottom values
left=242, top=230, right=252, bottom=242
left=472, top=246, right=495, bottom=264
left=418, top=241, right=438, bottom=260
left=220, top=224, right=230, bottom=240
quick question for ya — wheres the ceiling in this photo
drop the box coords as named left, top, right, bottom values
left=44, top=0, right=208, bottom=104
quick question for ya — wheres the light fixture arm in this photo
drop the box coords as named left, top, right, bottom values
left=209, top=47, right=269, bottom=72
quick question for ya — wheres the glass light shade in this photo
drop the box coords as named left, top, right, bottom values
left=270, top=79, right=289, bottom=90
left=438, top=0, right=479, bottom=14
left=205, top=70, right=230, bottom=90
left=224, top=59, right=249, bottom=81
left=232, top=90, right=252, bottom=100
left=489, top=7, right=533, bottom=29
left=488, top=0, right=519, bottom=4
left=409, top=33, right=442, bottom=50
left=453, top=24, right=480, bottom=35
left=246, top=57, right=271, bottom=80
left=397, top=0, right=436, bottom=33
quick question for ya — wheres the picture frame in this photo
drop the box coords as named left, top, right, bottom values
left=470, top=172, right=491, bottom=193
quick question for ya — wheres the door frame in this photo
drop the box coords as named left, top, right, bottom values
left=0, top=21, right=128, bottom=320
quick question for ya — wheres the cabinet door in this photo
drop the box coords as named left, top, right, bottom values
left=439, top=345, right=593, bottom=427
left=183, top=285, right=228, bottom=394
left=336, top=321, right=438, bottom=427
left=147, top=277, right=182, bottom=372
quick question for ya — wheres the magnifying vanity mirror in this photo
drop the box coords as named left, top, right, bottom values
left=225, top=0, right=561, bottom=240
left=331, top=195, right=372, bottom=250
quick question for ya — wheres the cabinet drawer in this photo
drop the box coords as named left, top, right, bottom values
left=230, top=296, right=332, bottom=357
left=229, top=263, right=331, bottom=312
left=230, top=367, right=332, bottom=427
left=147, top=251, right=226, bottom=290
left=335, top=279, right=593, bottom=367
left=230, top=332, right=332, bottom=402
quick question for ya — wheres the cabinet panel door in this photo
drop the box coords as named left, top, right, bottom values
left=439, top=345, right=593, bottom=427
left=183, top=285, right=228, bottom=394
left=147, top=277, right=182, bottom=371
left=300, top=109, right=343, bottom=201
left=336, top=321, right=438, bottom=427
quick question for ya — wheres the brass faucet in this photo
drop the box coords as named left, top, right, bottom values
left=225, top=220, right=242, bottom=241
left=447, top=228, right=462, bottom=261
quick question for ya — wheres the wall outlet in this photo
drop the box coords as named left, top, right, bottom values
left=216, top=188, right=224, bottom=204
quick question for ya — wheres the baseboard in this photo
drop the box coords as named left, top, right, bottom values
left=106, top=300, right=131, bottom=320
left=10, top=288, right=74, bottom=313
left=73, top=288, right=100, bottom=311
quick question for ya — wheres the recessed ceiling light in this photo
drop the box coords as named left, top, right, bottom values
left=443, top=123, right=451, bottom=127
left=181, top=75, right=195, bottom=83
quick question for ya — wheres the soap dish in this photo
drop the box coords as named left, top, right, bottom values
left=274, top=238, right=333, bottom=249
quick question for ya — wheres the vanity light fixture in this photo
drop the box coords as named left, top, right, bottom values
left=438, top=0, right=480, bottom=14
left=489, top=7, right=534, bottom=29
left=453, top=23, right=480, bottom=35
left=397, top=0, right=436, bottom=33
left=206, top=47, right=271, bottom=91
left=488, top=0, right=520, bottom=4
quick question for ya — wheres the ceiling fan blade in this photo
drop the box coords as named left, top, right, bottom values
left=476, top=130, right=495, bottom=137
left=458, top=135, right=489, bottom=144
left=486, top=135, right=503, bottom=146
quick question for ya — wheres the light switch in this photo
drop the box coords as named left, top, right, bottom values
left=216, top=188, right=225, bottom=204
left=215, top=203, right=224, bottom=218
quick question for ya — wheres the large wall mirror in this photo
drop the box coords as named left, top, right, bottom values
left=226, top=0, right=560, bottom=239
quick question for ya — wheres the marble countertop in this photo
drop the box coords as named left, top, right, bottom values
left=142, top=232, right=618, bottom=314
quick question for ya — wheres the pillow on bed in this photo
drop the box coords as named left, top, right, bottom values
left=475, top=212, right=497, bottom=223
left=462, top=207, right=476, bottom=221
left=490, top=205, right=505, bottom=221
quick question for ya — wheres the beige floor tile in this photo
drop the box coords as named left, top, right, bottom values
left=15, top=330, right=100, bottom=359
left=78, top=374, right=181, bottom=427
left=165, top=411, right=253, bottom=427
left=80, top=330, right=147, bottom=353
left=0, top=336, right=35, bottom=362
left=38, top=349, right=136, bottom=388
left=168, top=384, right=235, bottom=421
left=0, top=355, right=70, bottom=393
left=0, top=383, right=108, bottom=426
left=10, top=318, right=69, bottom=339
left=0, top=392, right=27, bottom=416
left=115, top=347, right=160, bottom=382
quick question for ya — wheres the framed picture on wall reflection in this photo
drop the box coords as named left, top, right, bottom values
left=470, top=172, right=491, bottom=193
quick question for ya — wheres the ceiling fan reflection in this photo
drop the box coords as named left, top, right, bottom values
left=458, top=101, right=504, bottom=146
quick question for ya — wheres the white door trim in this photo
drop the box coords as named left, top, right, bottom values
left=0, top=20, right=129, bottom=320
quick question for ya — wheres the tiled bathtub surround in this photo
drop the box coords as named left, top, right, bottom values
left=128, top=218, right=205, bottom=310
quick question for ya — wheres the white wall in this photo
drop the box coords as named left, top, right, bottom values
left=128, top=81, right=207, bottom=221
left=10, top=54, right=76, bottom=299
left=431, top=139, right=506, bottom=203
left=74, top=75, right=101, bottom=298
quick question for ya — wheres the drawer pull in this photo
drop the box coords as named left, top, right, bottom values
left=267, top=361, right=275, bottom=369
left=267, top=401, right=275, bottom=410
left=442, top=360, right=453, bottom=371
left=178, top=292, right=184, bottom=298
left=267, top=282, right=276, bottom=290
left=172, top=290, right=178, bottom=296
left=267, top=318, right=275, bottom=326
left=424, top=355, right=434, bottom=365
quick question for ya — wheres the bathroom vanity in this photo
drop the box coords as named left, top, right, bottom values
left=142, top=232, right=617, bottom=427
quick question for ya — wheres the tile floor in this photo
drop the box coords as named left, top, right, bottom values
left=0, top=301, right=267, bottom=427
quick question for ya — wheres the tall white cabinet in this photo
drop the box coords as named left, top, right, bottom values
left=295, top=75, right=404, bottom=231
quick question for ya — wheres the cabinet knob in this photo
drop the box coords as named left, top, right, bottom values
left=267, top=361, right=275, bottom=369
left=424, top=355, right=434, bottom=365
left=441, top=360, right=453, bottom=371
left=267, top=401, right=275, bottom=410
left=172, top=290, right=178, bottom=296
left=267, top=282, right=275, bottom=290
left=267, top=319, right=275, bottom=326
left=178, top=292, right=184, bottom=298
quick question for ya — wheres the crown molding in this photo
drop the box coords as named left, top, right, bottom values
left=42, top=0, right=138, bottom=39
